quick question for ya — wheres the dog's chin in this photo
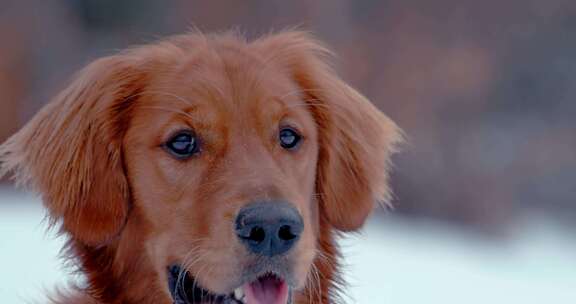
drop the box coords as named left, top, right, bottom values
left=168, top=265, right=291, bottom=304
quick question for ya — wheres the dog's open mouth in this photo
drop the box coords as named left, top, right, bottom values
left=168, top=265, right=290, bottom=304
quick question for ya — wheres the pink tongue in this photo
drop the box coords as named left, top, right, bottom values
left=243, top=275, right=289, bottom=304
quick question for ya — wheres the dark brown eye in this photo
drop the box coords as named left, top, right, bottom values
left=279, top=127, right=301, bottom=150
left=164, top=131, right=200, bottom=159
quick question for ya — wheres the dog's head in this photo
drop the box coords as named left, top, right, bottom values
left=0, top=31, right=401, bottom=304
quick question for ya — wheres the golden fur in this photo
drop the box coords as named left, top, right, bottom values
left=0, top=31, right=401, bottom=304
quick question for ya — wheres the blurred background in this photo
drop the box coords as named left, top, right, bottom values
left=1, top=0, right=575, bottom=303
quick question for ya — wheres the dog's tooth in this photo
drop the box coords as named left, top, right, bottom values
left=234, top=287, right=244, bottom=300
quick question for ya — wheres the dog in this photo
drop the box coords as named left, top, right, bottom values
left=0, top=30, right=401, bottom=304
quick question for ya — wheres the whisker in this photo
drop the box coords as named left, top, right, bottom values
left=189, top=253, right=210, bottom=303
left=174, top=238, right=209, bottom=299
left=312, top=263, right=323, bottom=304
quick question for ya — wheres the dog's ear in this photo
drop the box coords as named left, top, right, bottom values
left=254, top=31, right=403, bottom=231
left=0, top=55, right=146, bottom=246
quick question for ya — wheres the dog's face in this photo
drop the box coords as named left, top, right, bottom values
left=0, top=32, right=401, bottom=304
left=126, top=46, right=320, bottom=301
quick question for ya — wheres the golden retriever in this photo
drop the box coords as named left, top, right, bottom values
left=0, top=31, right=401, bottom=304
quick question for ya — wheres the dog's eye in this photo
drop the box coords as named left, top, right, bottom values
left=164, top=131, right=199, bottom=159
left=279, top=127, right=301, bottom=150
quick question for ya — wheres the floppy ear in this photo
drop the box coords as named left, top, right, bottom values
left=0, top=55, right=145, bottom=246
left=254, top=31, right=403, bottom=231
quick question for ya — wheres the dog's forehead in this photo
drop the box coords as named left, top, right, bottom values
left=144, top=46, right=305, bottom=123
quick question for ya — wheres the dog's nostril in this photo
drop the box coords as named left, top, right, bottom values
left=278, top=225, right=297, bottom=241
left=248, top=226, right=266, bottom=243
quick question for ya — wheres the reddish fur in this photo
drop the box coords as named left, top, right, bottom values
left=0, top=31, right=401, bottom=304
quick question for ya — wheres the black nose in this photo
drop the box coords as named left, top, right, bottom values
left=235, top=201, right=303, bottom=257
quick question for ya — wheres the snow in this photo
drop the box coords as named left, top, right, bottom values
left=1, top=187, right=575, bottom=303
